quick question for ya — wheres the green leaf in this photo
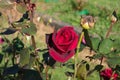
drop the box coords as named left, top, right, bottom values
left=12, top=22, right=27, bottom=28
left=99, top=39, right=114, bottom=54
left=50, top=67, right=69, bottom=80
left=92, top=54, right=103, bottom=59
left=87, top=71, right=100, bottom=80
left=91, top=38, right=101, bottom=51
left=0, top=15, right=9, bottom=28
left=19, top=48, right=30, bottom=67
left=94, top=65, right=103, bottom=71
left=21, top=22, right=37, bottom=35
left=3, top=65, right=20, bottom=76
left=113, top=39, right=120, bottom=52
left=12, top=37, right=24, bottom=51
left=16, top=3, right=27, bottom=13
left=76, top=62, right=88, bottom=80
left=83, top=29, right=93, bottom=49
left=0, top=28, right=17, bottom=35
left=22, top=69, right=42, bottom=80
left=15, top=11, right=29, bottom=23
left=107, top=56, right=120, bottom=68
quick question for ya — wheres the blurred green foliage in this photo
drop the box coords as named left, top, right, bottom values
left=37, top=0, right=120, bottom=39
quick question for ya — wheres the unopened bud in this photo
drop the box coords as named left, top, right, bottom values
left=81, top=16, right=95, bottom=29
left=111, top=11, right=118, bottom=23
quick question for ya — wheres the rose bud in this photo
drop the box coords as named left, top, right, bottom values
left=111, top=11, right=118, bottom=23
left=81, top=15, right=95, bottom=29
left=46, top=26, right=79, bottom=63
left=100, top=68, right=118, bottom=80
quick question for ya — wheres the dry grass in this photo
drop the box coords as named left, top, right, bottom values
left=78, top=47, right=108, bottom=68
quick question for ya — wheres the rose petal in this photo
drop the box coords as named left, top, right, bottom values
left=100, top=68, right=118, bottom=80
left=67, top=31, right=78, bottom=51
left=56, top=29, right=72, bottom=45
left=52, top=32, right=66, bottom=52
left=56, top=27, right=74, bottom=45
left=49, top=47, right=75, bottom=63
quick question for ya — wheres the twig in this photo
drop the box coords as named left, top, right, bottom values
left=100, top=56, right=104, bottom=65
left=105, top=22, right=115, bottom=38
left=31, top=35, right=36, bottom=50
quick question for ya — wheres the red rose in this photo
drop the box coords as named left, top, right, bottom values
left=46, top=26, right=79, bottom=63
left=100, top=68, right=118, bottom=80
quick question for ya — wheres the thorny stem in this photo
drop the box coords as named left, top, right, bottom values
left=74, top=31, right=84, bottom=80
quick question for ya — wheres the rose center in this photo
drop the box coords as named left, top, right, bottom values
left=57, top=31, right=71, bottom=44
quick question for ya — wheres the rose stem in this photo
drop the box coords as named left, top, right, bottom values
left=99, top=21, right=116, bottom=79
left=105, top=22, right=115, bottom=38
left=100, top=56, right=104, bottom=65
left=45, top=66, right=49, bottom=80
left=100, top=20, right=116, bottom=66
left=29, top=4, right=37, bottom=51
left=28, top=2, right=42, bottom=77
left=99, top=22, right=114, bottom=66
left=74, top=30, right=84, bottom=80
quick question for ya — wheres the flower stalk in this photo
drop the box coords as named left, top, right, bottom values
left=73, top=15, right=95, bottom=80
left=106, top=10, right=117, bottom=38
left=74, top=31, right=84, bottom=80
left=105, top=22, right=115, bottom=38
left=27, top=1, right=42, bottom=78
